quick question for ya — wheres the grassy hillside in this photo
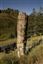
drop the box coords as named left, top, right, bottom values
left=27, top=15, right=43, bottom=37
left=0, top=8, right=19, bottom=39
left=0, top=8, right=43, bottom=39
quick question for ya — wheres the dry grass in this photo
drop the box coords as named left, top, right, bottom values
left=27, top=35, right=43, bottom=48
left=0, top=35, right=43, bottom=64
left=28, top=44, right=43, bottom=64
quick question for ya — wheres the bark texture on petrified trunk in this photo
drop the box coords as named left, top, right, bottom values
left=17, top=12, right=27, bottom=57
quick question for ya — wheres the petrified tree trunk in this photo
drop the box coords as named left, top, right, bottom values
left=17, top=12, right=27, bottom=57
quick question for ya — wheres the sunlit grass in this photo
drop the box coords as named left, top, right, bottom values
left=27, top=35, right=43, bottom=48
left=28, top=44, right=43, bottom=64
left=0, top=38, right=16, bottom=46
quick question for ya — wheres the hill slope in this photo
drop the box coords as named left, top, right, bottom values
left=0, top=9, right=19, bottom=39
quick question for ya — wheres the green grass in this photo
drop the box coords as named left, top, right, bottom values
left=0, top=13, right=17, bottom=37
left=0, top=38, right=16, bottom=46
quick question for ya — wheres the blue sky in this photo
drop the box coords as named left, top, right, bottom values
left=0, top=0, right=43, bottom=15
